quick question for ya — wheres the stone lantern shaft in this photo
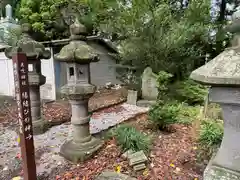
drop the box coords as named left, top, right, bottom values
left=5, top=23, right=51, bottom=135
left=54, top=18, right=103, bottom=163
left=190, top=7, right=240, bottom=180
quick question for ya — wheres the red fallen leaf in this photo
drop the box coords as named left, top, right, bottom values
left=16, top=153, right=21, bottom=159
left=55, top=175, right=61, bottom=180
left=19, top=170, right=23, bottom=176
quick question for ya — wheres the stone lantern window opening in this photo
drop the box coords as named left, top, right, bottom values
left=69, top=66, right=74, bottom=76
left=67, top=63, right=76, bottom=84
left=28, top=64, right=33, bottom=72
left=76, top=64, right=90, bottom=83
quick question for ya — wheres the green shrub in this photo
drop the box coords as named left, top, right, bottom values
left=177, top=103, right=200, bottom=125
left=173, top=79, right=207, bottom=105
left=199, top=119, right=223, bottom=148
left=148, top=102, right=180, bottom=130
left=108, top=124, right=151, bottom=153
left=156, top=71, right=173, bottom=100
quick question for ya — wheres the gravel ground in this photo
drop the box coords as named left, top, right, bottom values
left=0, top=103, right=148, bottom=180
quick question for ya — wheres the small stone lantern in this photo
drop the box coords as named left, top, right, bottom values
left=190, top=8, right=240, bottom=180
left=5, top=23, right=51, bottom=135
left=54, top=19, right=103, bottom=163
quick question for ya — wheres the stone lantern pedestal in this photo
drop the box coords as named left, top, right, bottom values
left=190, top=50, right=240, bottom=179
left=203, top=86, right=240, bottom=180
left=55, top=19, right=103, bottom=162
left=5, top=23, right=51, bottom=135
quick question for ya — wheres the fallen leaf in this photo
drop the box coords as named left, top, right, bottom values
left=115, top=165, right=121, bottom=173
left=193, top=146, right=198, bottom=150
left=16, top=153, right=21, bottom=159
left=12, top=177, right=22, bottom=180
left=170, top=163, right=175, bottom=168
left=55, top=175, right=61, bottom=180
left=143, top=168, right=149, bottom=176
left=17, top=136, right=20, bottom=144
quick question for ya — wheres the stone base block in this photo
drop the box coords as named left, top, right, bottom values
left=136, top=100, right=156, bottom=107
left=60, top=137, right=103, bottom=163
left=133, top=163, right=146, bottom=171
left=32, top=118, right=50, bottom=135
left=127, top=90, right=138, bottom=105
left=204, top=157, right=240, bottom=180
left=95, top=171, right=137, bottom=180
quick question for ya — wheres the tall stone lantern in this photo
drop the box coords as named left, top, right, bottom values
left=5, top=23, right=51, bottom=135
left=54, top=19, right=103, bottom=163
left=190, top=8, right=240, bottom=180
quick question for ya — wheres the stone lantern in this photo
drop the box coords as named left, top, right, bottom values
left=5, top=23, right=51, bottom=135
left=190, top=8, right=240, bottom=180
left=54, top=19, right=103, bottom=163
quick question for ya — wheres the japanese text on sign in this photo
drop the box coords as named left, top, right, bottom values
left=13, top=57, right=32, bottom=140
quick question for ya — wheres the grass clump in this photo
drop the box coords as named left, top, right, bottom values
left=198, top=119, right=223, bottom=150
left=108, top=124, right=151, bottom=153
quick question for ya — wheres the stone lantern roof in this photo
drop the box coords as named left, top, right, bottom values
left=190, top=8, right=240, bottom=86
left=54, top=18, right=99, bottom=63
left=5, top=23, right=51, bottom=60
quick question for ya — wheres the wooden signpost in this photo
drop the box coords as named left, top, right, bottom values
left=12, top=51, right=37, bottom=180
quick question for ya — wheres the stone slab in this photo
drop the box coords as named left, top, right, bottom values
left=128, top=151, right=148, bottom=166
left=95, top=171, right=137, bottom=180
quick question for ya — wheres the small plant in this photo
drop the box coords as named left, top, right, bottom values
left=173, top=79, right=207, bottom=105
left=148, top=101, right=180, bottom=130
left=108, top=124, right=151, bottom=153
left=156, top=71, right=173, bottom=91
left=199, top=119, right=223, bottom=149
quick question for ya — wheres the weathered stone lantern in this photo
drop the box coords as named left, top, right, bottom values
left=54, top=19, right=103, bottom=162
left=190, top=8, right=240, bottom=180
left=5, top=23, right=51, bottom=135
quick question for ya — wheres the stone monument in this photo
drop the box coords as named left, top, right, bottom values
left=137, top=67, right=158, bottom=107
left=54, top=18, right=103, bottom=163
left=190, top=8, right=240, bottom=180
left=5, top=23, right=51, bottom=135
left=5, top=4, right=12, bottom=19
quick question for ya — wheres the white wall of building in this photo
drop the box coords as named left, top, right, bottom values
left=0, top=49, right=56, bottom=100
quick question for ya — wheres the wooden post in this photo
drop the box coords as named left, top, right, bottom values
left=12, top=50, right=37, bottom=180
